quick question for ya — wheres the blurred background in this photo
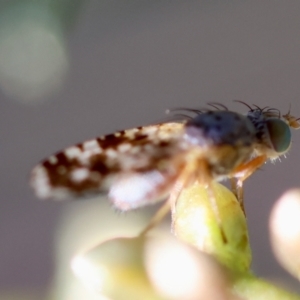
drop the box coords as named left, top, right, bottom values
left=2, top=0, right=300, bottom=299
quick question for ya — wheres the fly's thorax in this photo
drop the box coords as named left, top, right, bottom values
left=247, top=110, right=292, bottom=158
left=183, top=111, right=255, bottom=178
left=183, top=111, right=256, bottom=148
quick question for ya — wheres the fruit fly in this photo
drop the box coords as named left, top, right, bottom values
left=30, top=102, right=299, bottom=238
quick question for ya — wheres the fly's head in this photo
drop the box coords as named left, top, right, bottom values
left=245, top=105, right=300, bottom=159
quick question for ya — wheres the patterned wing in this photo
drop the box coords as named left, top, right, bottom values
left=30, top=123, right=188, bottom=210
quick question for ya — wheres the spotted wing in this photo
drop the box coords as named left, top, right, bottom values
left=30, top=123, right=188, bottom=210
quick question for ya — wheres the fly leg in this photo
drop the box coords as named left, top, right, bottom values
left=206, top=180, right=228, bottom=243
left=231, top=155, right=267, bottom=214
left=139, top=173, right=188, bottom=236
left=230, top=177, right=245, bottom=214
left=138, top=199, right=171, bottom=236
left=193, top=159, right=228, bottom=243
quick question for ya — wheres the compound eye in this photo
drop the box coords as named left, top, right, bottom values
left=266, top=118, right=291, bottom=154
